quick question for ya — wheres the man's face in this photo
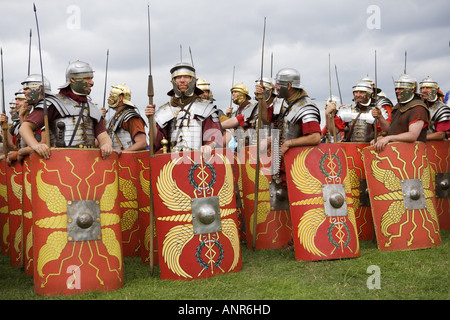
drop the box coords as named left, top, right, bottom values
left=395, top=87, right=405, bottom=100
left=15, top=98, right=27, bottom=111
left=174, top=75, right=192, bottom=93
left=353, top=90, right=369, bottom=104
left=71, top=76, right=94, bottom=95
left=420, top=86, right=432, bottom=100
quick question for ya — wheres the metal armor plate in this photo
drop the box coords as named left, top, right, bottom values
left=284, top=144, right=360, bottom=261
left=31, top=149, right=123, bottom=295
left=0, top=160, right=8, bottom=255
left=150, top=149, right=242, bottom=280
left=362, top=142, right=441, bottom=250
left=426, top=140, right=450, bottom=230
left=6, top=161, right=23, bottom=266
left=241, top=144, right=292, bottom=250
left=340, top=143, right=373, bottom=240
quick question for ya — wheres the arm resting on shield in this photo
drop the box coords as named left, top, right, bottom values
left=371, top=120, right=424, bottom=153
left=96, top=131, right=113, bottom=159
left=19, top=121, right=50, bottom=159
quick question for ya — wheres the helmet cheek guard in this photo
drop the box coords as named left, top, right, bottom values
left=70, top=78, right=90, bottom=96
left=395, top=74, right=417, bottom=104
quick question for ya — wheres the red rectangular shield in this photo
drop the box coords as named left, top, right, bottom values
left=151, top=149, right=242, bottom=280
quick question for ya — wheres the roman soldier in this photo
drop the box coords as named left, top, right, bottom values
left=19, top=60, right=113, bottom=159
left=372, top=74, right=429, bottom=152
left=325, top=80, right=390, bottom=143
left=145, top=62, right=222, bottom=153
left=419, top=76, right=450, bottom=141
left=106, top=83, right=147, bottom=152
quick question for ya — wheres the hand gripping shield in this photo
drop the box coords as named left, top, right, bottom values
left=363, top=142, right=441, bottom=250
left=426, top=140, right=450, bottom=230
left=285, top=144, right=360, bottom=261
left=151, top=149, right=242, bottom=280
left=31, top=149, right=123, bottom=295
left=340, top=143, right=374, bottom=240
left=6, top=161, right=23, bottom=267
left=241, top=144, right=292, bottom=250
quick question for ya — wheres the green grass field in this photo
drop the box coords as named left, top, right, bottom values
left=1, top=230, right=448, bottom=301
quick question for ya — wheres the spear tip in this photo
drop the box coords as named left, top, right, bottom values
left=33, top=3, right=36, bottom=12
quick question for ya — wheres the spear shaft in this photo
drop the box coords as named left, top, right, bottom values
left=33, top=3, right=50, bottom=147
left=146, top=4, right=156, bottom=277
left=252, top=17, right=266, bottom=250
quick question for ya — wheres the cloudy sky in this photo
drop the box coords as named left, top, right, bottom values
left=0, top=0, right=449, bottom=126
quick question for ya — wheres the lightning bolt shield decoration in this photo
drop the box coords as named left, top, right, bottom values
left=31, top=149, right=123, bottom=296
left=285, top=144, right=360, bottom=261
left=426, top=140, right=450, bottom=230
left=363, top=142, right=441, bottom=251
left=151, top=149, right=242, bottom=280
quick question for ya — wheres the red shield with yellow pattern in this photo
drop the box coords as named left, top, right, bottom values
left=135, top=150, right=158, bottom=265
left=231, top=151, right=246, bottom=242
left=7, top=161, right=23, bottom=266
left=151, top=149, right=242, bottom=280
left=241, top=145, right=292, bottom=250
left=118, top=152, right=141, bottom=256
left=341, top=143, right=373, bottom=240
left=22, top=156, right=34, bottom=276
left=426, top=140, right=450, bottom=230
left=285, top=144, right=360, bottom=261
left=363, top=142, right=441, bottom=251
left=0, top=160, right=9, bottom=255
left=31, top=149, right=123, bottom=295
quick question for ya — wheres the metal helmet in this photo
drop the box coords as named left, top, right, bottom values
left=230, top=82, right=251, bottom=104
left=59, top=60, right=94, bottom=95
left=419, top=76, right=439, bottom=102
left=14, top=88, right=27, bottom=100
left=108, top=83, right=135, bottom=109
left=21, top=74, right=52, bottom=105
left=196, top=78, right=214, bottom=100
left=275, top=68, right=301, bottom=99
left=255, top=77, right=274, bottom=101
left=394, top=74, right=417, bottom=103
left=168, top=62, right=199, bottom=97
left=352, top=80, right=373, bottom=106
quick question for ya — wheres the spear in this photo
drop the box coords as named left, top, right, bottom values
left=328, top=53, right=337, bottom=143
left=1, top=48, right=7, bottom=156
left=374, top=50, right=378, bottom=143
left=252, top=17, right=266, bottom=251
left=27, top=29, right=32, bottom=76
left=226, top=65, right=235, bottom=118
left=102, top=49, right=109, bottom=120
left=33, top=3, right=50, bottom=147
left=146, top=4, right=156, bottom=277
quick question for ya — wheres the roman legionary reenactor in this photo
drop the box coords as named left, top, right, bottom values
left=325, top=80, right=390, bottom=143
left=145, top=62, right=242, bottom=280
left=106, top=83, right=147, bottom=153
left=419, top=77, right=450, bottom=230
left=105, top=83, right=147, bottom=257
left=419, top=76, right=450, bottom=141
left=19, top=60, right=123, bottom=295
left=364, top=74, right=440, bottom=251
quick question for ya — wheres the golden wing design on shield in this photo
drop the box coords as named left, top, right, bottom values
left=37, top=231, right=68, bottom=278
left=291, top=148, right=322, bottom=195
left=100, top=171, right=118, bottom=212
left=221, top=218, right=240, bottom=271
left=217, top=154, right=234, bottom=207
left=162, top=224, right=194, bottom=279
left=36, top=170, right=67, bottom=214
left=10, top=173, right=23, bottom=203
left=245, top=157, right=271, bottom=226
left=297, top=208, right=326, bottom=257
left=156, top=158, right=192, bottom=212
